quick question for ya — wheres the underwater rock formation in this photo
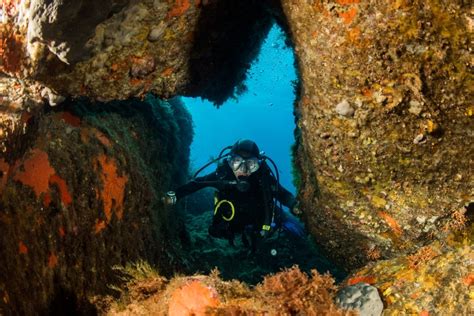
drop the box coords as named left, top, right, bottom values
left=283, top=0, right=473, bottom=269
left=336, top=283, right=383, bottom=316
left=96, top=264, right=350, bottom=315
left=0, top=96, right=193, bottom=315
left=1, top=0, right=272, bottom=92
left=1, top=0, right=273, bottom=152
left=345, top=225, right=473, bottom=315
left=0, top=0, right=272, bottom=313
left=1, top=0, right=472, bottom=314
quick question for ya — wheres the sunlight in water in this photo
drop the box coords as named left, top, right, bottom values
left=183, top=23, right=298, bottom=193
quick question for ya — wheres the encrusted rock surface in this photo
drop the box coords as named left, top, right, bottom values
left=344, top=225, right=473, bottom=315
left=1, top=0, right=273, bottom=152
left=1, top=0, right=472, bottom=314
left=1, top=0, right=273, bottom=102
left=283, top=0, right=473, bottom=269
left=0, top=96, right=193, bottom=315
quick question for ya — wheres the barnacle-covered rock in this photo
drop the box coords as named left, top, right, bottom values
left=283, top=0, right=473, bottom=269
left=345, top=225, right=473, bottom=315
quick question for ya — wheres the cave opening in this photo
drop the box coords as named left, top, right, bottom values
left=177, top=23, right=346, bottom=284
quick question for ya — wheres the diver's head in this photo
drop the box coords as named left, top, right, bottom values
left=229, top=139, right=261, bottom=178
left=231, top=139, right=260, bottom=159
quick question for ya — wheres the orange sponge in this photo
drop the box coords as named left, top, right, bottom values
left=168, top=280, right=220, bottom=316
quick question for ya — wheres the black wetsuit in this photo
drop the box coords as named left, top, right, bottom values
left=175, top=159, right=296, bottom=244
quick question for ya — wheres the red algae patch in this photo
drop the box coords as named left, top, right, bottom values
left=48, top=253, right=58, bottom=268
left=18, top=241, right=28, bottom=255
left=347, top=275, right=376, bottom=286
left=463, top=274, right=474, bottom=286
left=339, top=7, right=358, bottom=25
left=13, top=149, right=55, bottom=198
left=0, top=158, right=9, bottom=194
left=378, top=211, right=403, bottom=236
left=336, top=0, right=360, bottom=5
left=94, top=129, right=112, bottom=147
left=168, top=0, right=191, bottom=18
left=161, top=67, right=174, bottom=77
left=96, top=154, right=128, bottom=222
left=49, top=174, right=73, bottom=206
left=12, top=149, right=74, bottom=207
left=168, top=280, right=220, bottom=316
left=43, top=192, right=52, bottom=207
left=60, top=112, right=82, bottom=127
left=94, top=219, right=107, bottom=234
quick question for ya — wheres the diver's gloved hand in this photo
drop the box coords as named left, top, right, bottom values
left=162, top=191, right=177, bottom=206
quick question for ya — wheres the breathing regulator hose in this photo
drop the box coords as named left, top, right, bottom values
left=192, top=146, right=232, bottom=179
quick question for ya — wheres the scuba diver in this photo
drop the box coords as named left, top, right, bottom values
left=163, top=139, right=303, bottom=252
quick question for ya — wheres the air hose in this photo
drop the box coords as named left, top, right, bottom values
left=192, top=146, right=232, bottom=179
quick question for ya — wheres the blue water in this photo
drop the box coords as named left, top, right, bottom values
left=183, top=24, right=298, bottom=194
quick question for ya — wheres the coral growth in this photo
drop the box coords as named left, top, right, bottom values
left=0, top=0, right=276, bottom=107
left=257, top=266, right=348, bottom=315
left=443, top=209, right=468, bottom=232
left=99, top=264, right=349, bottom=315
left=407, top=246, right=438, bottom=270
left=366, top=246, right=382, bottom=261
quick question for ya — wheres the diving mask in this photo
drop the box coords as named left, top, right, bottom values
left=228, top=155, right=260, bottom=174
